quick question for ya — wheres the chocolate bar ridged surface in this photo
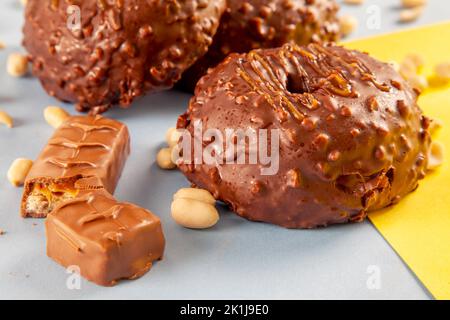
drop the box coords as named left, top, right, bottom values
left=177, top=43, right=432, bottom=228
left=46, top=189, right=165, bottom=287
left=178, top=0, right=340, bottom=92
left=21, top=115, right=130, bottom=218
left=23, top=0, right=226, bottom=113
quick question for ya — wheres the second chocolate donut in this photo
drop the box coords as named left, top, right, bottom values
left=23, top=0, right=226, bottom=113
left=177, top=0, right=340, bottom=92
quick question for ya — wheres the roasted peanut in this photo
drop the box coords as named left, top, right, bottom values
left=398, top=54, right=428, bottom=90
left=171, top=188, right=219, bottom=229
left=401, top=0, right=427, bottom=8
left=399, top=54, right=425, bottom=79
left=399, top=6, right=424, bottom=23
left=44, top=106, right=70, bottom=128
left=0, top=110, right=13, bottom=128
left=343, top=0, right=364, bottom=5
left=339, top=15, right=358, bottom=37
left=399, top=61, right=416, bottom=79
left=156, top=147, right=176, bottom=169
left=404, top=53, right=425, bottom=71
left=7, top=53, right=28, bottom=77
left=7, top=158, right=33, bottom=187
left=434, top=62, right=450, bottom=82
left=173, top=188, right=216, bottom=205
left=407, top=74, right=428, bottom=91
left=166, top=127, right=182, bottom=148
left=428, top=141, right=444, bottom=170
left=0, top=41, right=5, bottom=49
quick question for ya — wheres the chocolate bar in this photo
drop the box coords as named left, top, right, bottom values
left=21, top=115, right=130, bottom=218
left=46, top=188, right=165, bottom=286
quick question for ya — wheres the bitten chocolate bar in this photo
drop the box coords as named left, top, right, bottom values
left=46, top=188, right=165, bottom=287
left=21, top=115, right=130, bottom=218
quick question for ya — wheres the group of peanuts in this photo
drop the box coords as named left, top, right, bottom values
left=340, top=0, right=430, bottom=38
left=156, top=128, right=182, bottom=170
left=0, top=2, right=72, bottom=188
left=394, top=54, right=450, bottom=92
left=156, top=127, right=221, bottom=229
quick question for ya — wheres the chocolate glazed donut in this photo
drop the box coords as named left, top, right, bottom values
left=177, top=0, right=340, bottom=92
left=177, top=43, right=432, bottom=228
left=23, top=0, right=226, bottom=114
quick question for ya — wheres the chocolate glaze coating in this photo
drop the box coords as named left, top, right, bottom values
left=177, top=43, right=431, bottom=228
left=178, top=0, right=340, bottom=92
left=23, top=0, right=225, bottom=113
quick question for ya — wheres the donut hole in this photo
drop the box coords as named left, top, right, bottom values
left=286, top=74, right=311, bottom=94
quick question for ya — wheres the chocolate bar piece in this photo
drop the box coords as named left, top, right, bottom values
left=46, top=188, right=165, bottom=287
left=21, top=115, right=130, bottom=218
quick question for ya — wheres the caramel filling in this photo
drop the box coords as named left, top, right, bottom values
left=26, top=182, right=80, bottom=216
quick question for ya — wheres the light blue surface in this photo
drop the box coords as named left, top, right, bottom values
left=0, top=0, right=448, bottom=300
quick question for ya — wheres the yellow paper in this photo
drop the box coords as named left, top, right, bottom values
left=342, top=23, right=450, bottom=300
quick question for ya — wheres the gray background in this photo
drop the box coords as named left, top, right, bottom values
left=0, top=0, right=448, bottom=300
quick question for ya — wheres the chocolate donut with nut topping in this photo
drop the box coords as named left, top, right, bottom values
left=176, top=43, right=431, bottom=228
left=178, top=0, right=340, bottom=92
left=23, top=0, right=226, bottom=114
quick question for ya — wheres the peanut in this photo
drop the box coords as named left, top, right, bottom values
left=404, top=53, right=425, bottom=72
left=399, top=6, right=424, bottom=23
left=407, top=74, right=428, bottom=91
left=339, top=15, right=358, bottom=37
left=7, top=158, right=33, bottom=187
left=434, top=62, right=450, bottom=82
left=156, top=147, right=176, bottom=169
left=166, top=127, right=182, bottom=148
left=44, top=106, right=70, bottom=128
left=399, top=60, right=417, bottom=79
left=0, top=110, right=13, bottom=128
left=343, top=0, right=364, bottom=5
left=398, top=54, right=428, bottom=90
left=7, top=53, right=28, bottom=77
left=401, top=0, right=427, bottom=8
left=174, top=188, right=216, bottom=205
left=171, top=188, right=219, bottom=229
left=428, top=141, right=444, bottom=170
left=0, top=41, right=5, bottom=49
